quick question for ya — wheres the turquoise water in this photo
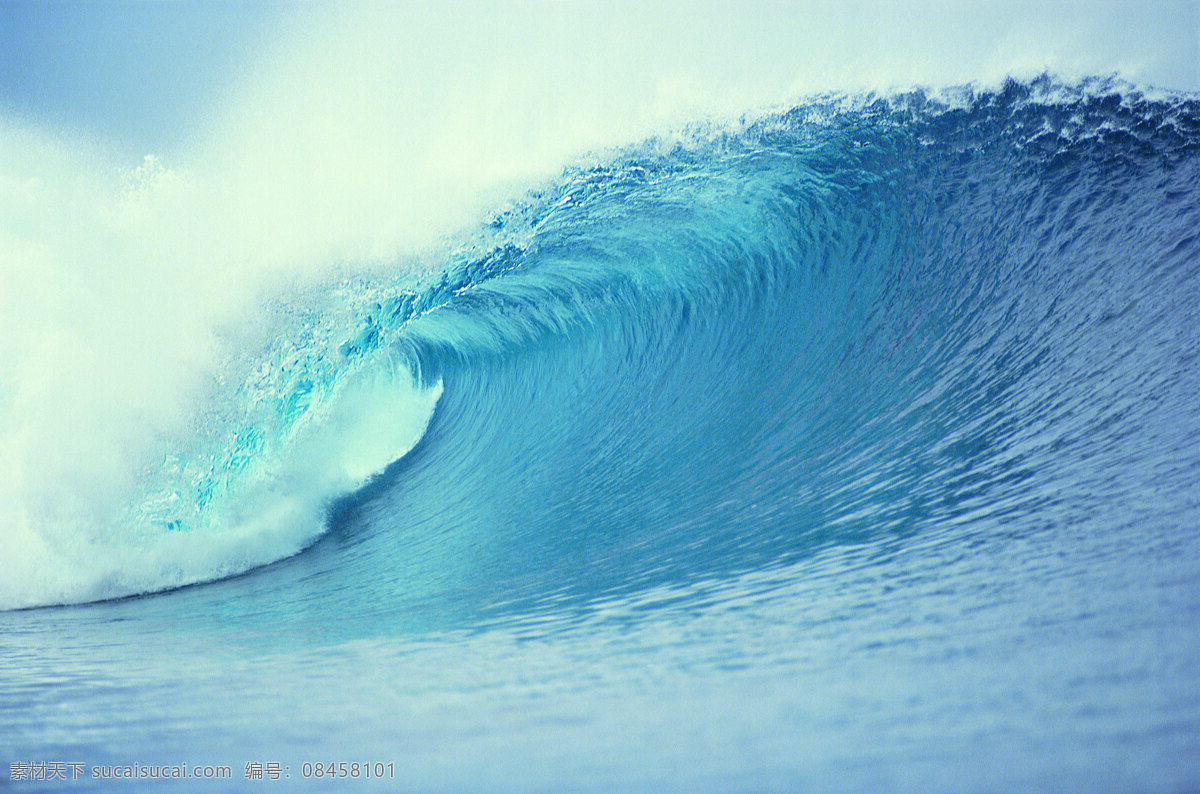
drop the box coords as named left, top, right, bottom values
left=3, top=79, right=1200, bottom=790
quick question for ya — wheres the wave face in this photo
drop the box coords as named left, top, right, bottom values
left=3, top=78, right=1200, bottom=789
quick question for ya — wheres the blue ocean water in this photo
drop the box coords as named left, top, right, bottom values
left=3, top=77, right=1200, bottom=790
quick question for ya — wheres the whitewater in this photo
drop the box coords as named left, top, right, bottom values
left=3, top=2, right=1200, bottom=790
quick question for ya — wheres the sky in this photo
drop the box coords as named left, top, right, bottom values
left=0, top=1, right=292, bottom=155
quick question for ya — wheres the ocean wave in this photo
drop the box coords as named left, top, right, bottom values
left=2, top=78, right=1198, bottom=620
